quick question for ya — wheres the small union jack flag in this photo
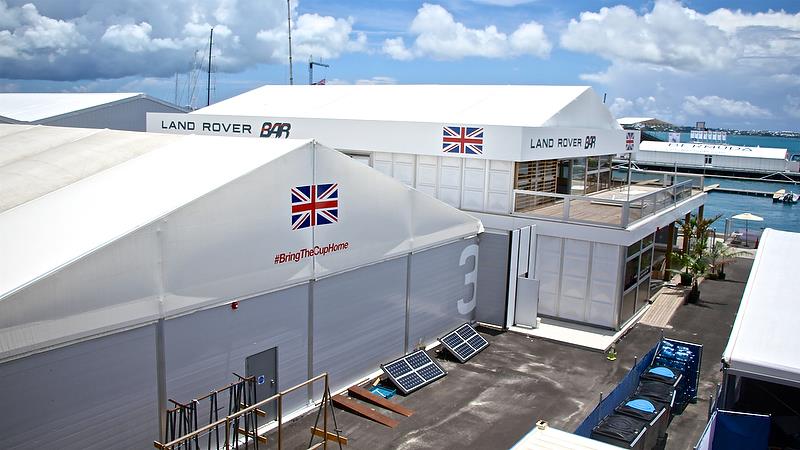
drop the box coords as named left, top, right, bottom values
left=625, top=132, right=636, bottom=151
left=291, top=183, right=338, bottom=230
left=443, top=126, right=484, bottom=154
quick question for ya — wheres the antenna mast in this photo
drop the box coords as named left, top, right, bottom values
left=207, top=27, right=213, bottom=106
left=287, top=0, right=294, bottom=85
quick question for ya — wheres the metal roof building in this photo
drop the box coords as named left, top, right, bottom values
left=0, top=93, right=186, bottom=131
left=637, top=141, right=791, bottom=174
left=0, top=124, right=482, bottom=449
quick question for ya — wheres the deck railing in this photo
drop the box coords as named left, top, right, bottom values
left=513, top=179, right=698, bottom=228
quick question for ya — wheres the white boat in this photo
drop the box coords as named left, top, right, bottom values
left=773, top=189, right=786, bottom=202
left=782, top=192, right=799, bottom=204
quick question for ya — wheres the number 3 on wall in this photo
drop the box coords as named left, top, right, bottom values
left=457, top=244, right=479, bottom=315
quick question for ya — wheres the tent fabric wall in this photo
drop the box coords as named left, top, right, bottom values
left=0, top=325, right=159, bottom=450
left=694, top=410, right=771, bottom=450
left=163, top=284, right=311, bottom=416
left=313, top=257, right=408, bottom=394
left=408, top=238, right=478, bottom=350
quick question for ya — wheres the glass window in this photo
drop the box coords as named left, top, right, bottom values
left=639, top=248, right=653, bottom=278
left=642, top=233, right=655, bottom=249
left=587, top=156, right=599, bottom=171
left=571, top=158, right=586, bottom=195
left=637, top=277, right=651, bottom=308
left=585, top=172, right=599, bottom=194
left=599, top=155, right=612, bottom=170
left=627, top=241, right=639, bottom=259
left=624, top=256, right=640, bottom=291
left=599, top=171, right=611, bottom=191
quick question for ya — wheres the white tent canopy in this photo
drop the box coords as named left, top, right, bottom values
left=640, top=141, right=788, bottom=160
left=0, top=125, right=482, bottom=361
left=722, top=228, right=800, bottom=386
left=147, top=85, right=637, bottom=161
left=0, top=93, right=176, bottom=123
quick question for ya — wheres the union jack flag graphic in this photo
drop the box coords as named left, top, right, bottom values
left=291, top=183, right=338, bottom=230
left=625, top=132, right=636, bottom=151
left=443, top=126, right=484, bottom=154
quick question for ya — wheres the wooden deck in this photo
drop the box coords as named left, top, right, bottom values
left=516, top=199, right=625, bottom=225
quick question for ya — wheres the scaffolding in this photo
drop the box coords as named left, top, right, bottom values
left=154, top=373, right=340, bottom=450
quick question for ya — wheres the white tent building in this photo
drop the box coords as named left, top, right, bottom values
left=148, top=85, right=707, bottom=331
left=721, top=228, right=800, bottom=402
left=0, top=93, right=186, bottom=131
left=636, top=141, right=794, bottom=175
left=0, top=124, right=482, bottom=449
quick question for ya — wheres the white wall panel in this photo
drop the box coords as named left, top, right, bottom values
left=462, top=159, right=486, bottom=211
left=559, top=239, right=590, bottom=321
left=372, top=152, right=393, bottom=177
left=587, top=242, right=620, bottom=327
left=313, top=257, right=407, bottom=393
left=416, top=155, right=438, bottom=197
left=488, top=160, right=512, bottom=213
left=392, top=153, right=415, bottom=186
left=534, top=235, right=562, bottom=316
left=437, top=156, right=462, bottom=207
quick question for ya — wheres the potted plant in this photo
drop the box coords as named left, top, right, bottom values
left=707, top=241, right=744, bottom=280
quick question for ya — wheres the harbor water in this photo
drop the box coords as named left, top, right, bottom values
left=638, top=134, right=800, bottom=235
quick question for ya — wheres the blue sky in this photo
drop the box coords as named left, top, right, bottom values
left=1, top=0, right=798, bottom=130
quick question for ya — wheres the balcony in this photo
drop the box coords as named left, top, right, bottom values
left=513, top=172, right=705, bottom=228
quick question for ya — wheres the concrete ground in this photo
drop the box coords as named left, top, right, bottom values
left=270, top=258, right=752, bottom=450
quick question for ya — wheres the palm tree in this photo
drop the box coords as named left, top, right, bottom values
left=672, top=213, right=722, bottom=302
left=707, top=241, right=745, bottom=280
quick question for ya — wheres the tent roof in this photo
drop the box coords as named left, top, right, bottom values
left=723, top=228, right=800, bottom=386
left=0, top=93, right=180, bottom=123
left=0, top=126, right=308, bottom=302
left=196, top=84, right=622, bottom=130
left=639, top=141, right=787, bottom=160
left=0, top=124, right=184, bottom=213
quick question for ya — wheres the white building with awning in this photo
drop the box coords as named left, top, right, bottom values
left=148, top=85, right=707, bottom=331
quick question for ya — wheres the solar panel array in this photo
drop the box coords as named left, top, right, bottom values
left=381, top=350, right=446, bottom=394
left=438, top=323, right=489, bottom=363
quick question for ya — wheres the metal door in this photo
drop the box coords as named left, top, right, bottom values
left=245, top=347, right=278, bottom=419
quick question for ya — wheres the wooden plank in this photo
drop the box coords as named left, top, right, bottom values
left=331, top=394, right=399, bottom=428
left=237, top=428, right=268, bottom=444
left=310, top=427, right=348, bottom=445
left=347, top=385, right=414, bottom=417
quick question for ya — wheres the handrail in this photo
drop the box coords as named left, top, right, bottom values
left=154, top=372, right=329, bottom=450
left=513, top=179, right=699, bottom=228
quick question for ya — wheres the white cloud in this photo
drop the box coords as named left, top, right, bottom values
left=563, top=1, right=799, bottom=129
left=355, top=76, right=397, bottom=85
left=470, top=0, right=538, bottom=5
left=783, top=96, right=800, bottom=119
left=382, top=3, right=551, bottom=60
left=0, top=0, right=368, bottom=81
left=682, top=95, right=771, bottom=119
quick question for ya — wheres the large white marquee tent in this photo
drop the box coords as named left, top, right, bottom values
left=0, top=124, right=482, bottom=449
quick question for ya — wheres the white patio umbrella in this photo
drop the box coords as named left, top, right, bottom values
left=731, top=212, right=764, bottom=246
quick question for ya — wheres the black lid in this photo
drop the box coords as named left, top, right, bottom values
left=635, top=379, right=675, bottom=403
left=592, top=413, right=647, bottom=442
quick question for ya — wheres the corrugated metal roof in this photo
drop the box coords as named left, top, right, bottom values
left=0, top=93, right=141, bottom=122
left=723, top=229, right=800, bottom=386
left=196, top=85, right=622, bottom=130
left=640, top=141, right=787, bottom=160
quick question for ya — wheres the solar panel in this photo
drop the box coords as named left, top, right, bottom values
left=381, top=350, right=447, bottom=394
left=438, top=323, right=489, bottom=363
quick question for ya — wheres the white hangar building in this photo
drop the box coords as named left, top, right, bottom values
left=0, top=93, right=186, bottom=131
left=148, top=85, right=707, bottom=331
left=0, top=124, right=482, bottom=449
left=636, top=140, right=795, bottom=174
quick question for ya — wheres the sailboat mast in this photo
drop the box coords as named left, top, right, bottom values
left=287, top=0, right=293, bottom=85
left=207, top=27, right=213, bottom=106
